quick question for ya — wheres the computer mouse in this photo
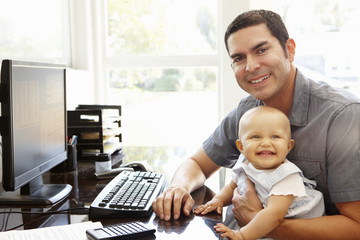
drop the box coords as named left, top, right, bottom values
left=94, top=167, right=134, bottom=179
left=122, top=161, right=153, bottom=172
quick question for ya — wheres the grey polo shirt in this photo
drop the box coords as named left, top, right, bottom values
left=203, top=69, right=360, bottom=215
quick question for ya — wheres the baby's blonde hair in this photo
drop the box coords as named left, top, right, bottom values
left=238, top=106, right=291, bottom=139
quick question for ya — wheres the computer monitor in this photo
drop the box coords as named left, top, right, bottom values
left=0, top=59, right=72, bottom=205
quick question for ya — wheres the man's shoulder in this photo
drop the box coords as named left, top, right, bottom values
left=291, top=70, right=360, bottom=125
left=307, top=76, right=360, bottom=106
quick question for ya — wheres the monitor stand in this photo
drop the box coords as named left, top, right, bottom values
left=0, top=175, right=72, bottom=205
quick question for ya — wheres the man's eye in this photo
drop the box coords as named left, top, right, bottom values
left=232, top=56, right=244, bottom=64
left=257, top=48, right=267, bottom=54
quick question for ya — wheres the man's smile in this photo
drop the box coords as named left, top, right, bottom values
left=249, top=73, right=271, bottom=84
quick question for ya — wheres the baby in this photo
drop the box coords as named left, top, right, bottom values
left=195, top=106, right=324, bottom=240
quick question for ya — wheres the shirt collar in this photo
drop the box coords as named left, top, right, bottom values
left=289, top=69, right=309, bottom=127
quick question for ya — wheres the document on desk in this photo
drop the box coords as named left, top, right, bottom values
left=0, top=221, right=102, bottom=240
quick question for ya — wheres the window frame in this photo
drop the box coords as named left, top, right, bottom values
left=68, top=0, right=248, bottom=120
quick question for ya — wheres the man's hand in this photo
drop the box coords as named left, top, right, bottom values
left=152, top=185, right=195, bottom=221
left=232, top=175, right=262, bottom=227
left=153, top=146, right=220, bottom=221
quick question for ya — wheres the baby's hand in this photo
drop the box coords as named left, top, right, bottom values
left=214, top=223, right=243, bottom=240
left=194, top=198, right=223, bottom=215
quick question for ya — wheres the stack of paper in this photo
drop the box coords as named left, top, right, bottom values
left=0, top=221, right=102, bottom=240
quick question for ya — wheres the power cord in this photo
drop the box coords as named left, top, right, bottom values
left=0, top=207, right=89, bottom=215
left=4, top=214, right=49, bottom=231
left=0, top=209, right=11, bottom=232
left=0, top=207, right=89, bottom=231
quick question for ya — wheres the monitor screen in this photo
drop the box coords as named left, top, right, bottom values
left=0, top=59, right=72, bottom=205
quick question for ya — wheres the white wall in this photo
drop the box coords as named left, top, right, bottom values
left=219, top=0, right=248, bottom=120
left=66, top=68, right=95, bottom=110
left=67, top=0, right=97, bottom=106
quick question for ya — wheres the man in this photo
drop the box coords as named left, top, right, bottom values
left=153, top=10, right=360, bottom=239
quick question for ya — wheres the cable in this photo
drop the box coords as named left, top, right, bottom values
left=3, top=213, right=49, bottom=231
left=0, top=209, right=12, bottom=232
left=0, top=207, right=89, bottom=216
left=4, top=209, right=11, bottom=232
left=0, top=207, right=89, bottom=231
left=0, top=208, right=10, bottom=231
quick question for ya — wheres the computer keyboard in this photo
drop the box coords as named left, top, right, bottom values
left=89, top=171, right=166, bottom=220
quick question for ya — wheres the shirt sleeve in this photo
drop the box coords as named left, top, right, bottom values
left=203, top=107, right=240, bottom=168
left=203, top=98, right=262, bottom=168
left=326, top=103, right=360, bottom=203
left=269, top=173, right=307, bottom=198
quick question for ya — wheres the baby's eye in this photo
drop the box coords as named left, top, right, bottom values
left=251, top=135, right=260, bottom=139
left=272, top=135, right=280, bottom=139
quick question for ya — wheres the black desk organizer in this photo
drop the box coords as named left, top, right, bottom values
left=67, top=105, right=122, bottom=161
left=51, top=143, right=77, bottom=172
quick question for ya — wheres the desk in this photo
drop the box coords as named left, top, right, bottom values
left=0, top=159, right=222, bottom=239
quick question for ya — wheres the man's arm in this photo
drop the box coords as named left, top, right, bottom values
left=152, top=146, right=220, bottom=220
left=232, top=177, right=360, bottom=240
left=269, top=201, right=360, bottom=240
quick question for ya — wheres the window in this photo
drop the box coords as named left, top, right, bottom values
left=273, top=0, right=360, bottom=98
left=102, top=0, right=219, bottom=178
left=106, top=0, right=217, bottom=56
left=0, top=0, right=69, bottom=64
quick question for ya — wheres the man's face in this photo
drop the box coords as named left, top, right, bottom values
left=227, top=24, right=294, bottom=104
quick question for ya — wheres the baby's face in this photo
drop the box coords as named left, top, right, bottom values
left=238, top=111, right=294, bottom=170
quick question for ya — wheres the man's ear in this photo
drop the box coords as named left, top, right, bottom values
left=236, top=139, right=245, bottom=153
left=286, top=38, right=296, bottom=62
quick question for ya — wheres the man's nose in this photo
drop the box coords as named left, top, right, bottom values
left=245, top=56, right=260, bottom=72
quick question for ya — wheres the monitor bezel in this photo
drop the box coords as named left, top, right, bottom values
left=0, top=59, right=68, bottom=192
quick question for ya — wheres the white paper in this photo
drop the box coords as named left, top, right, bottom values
left=0, top=221, right=103, bottom=240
